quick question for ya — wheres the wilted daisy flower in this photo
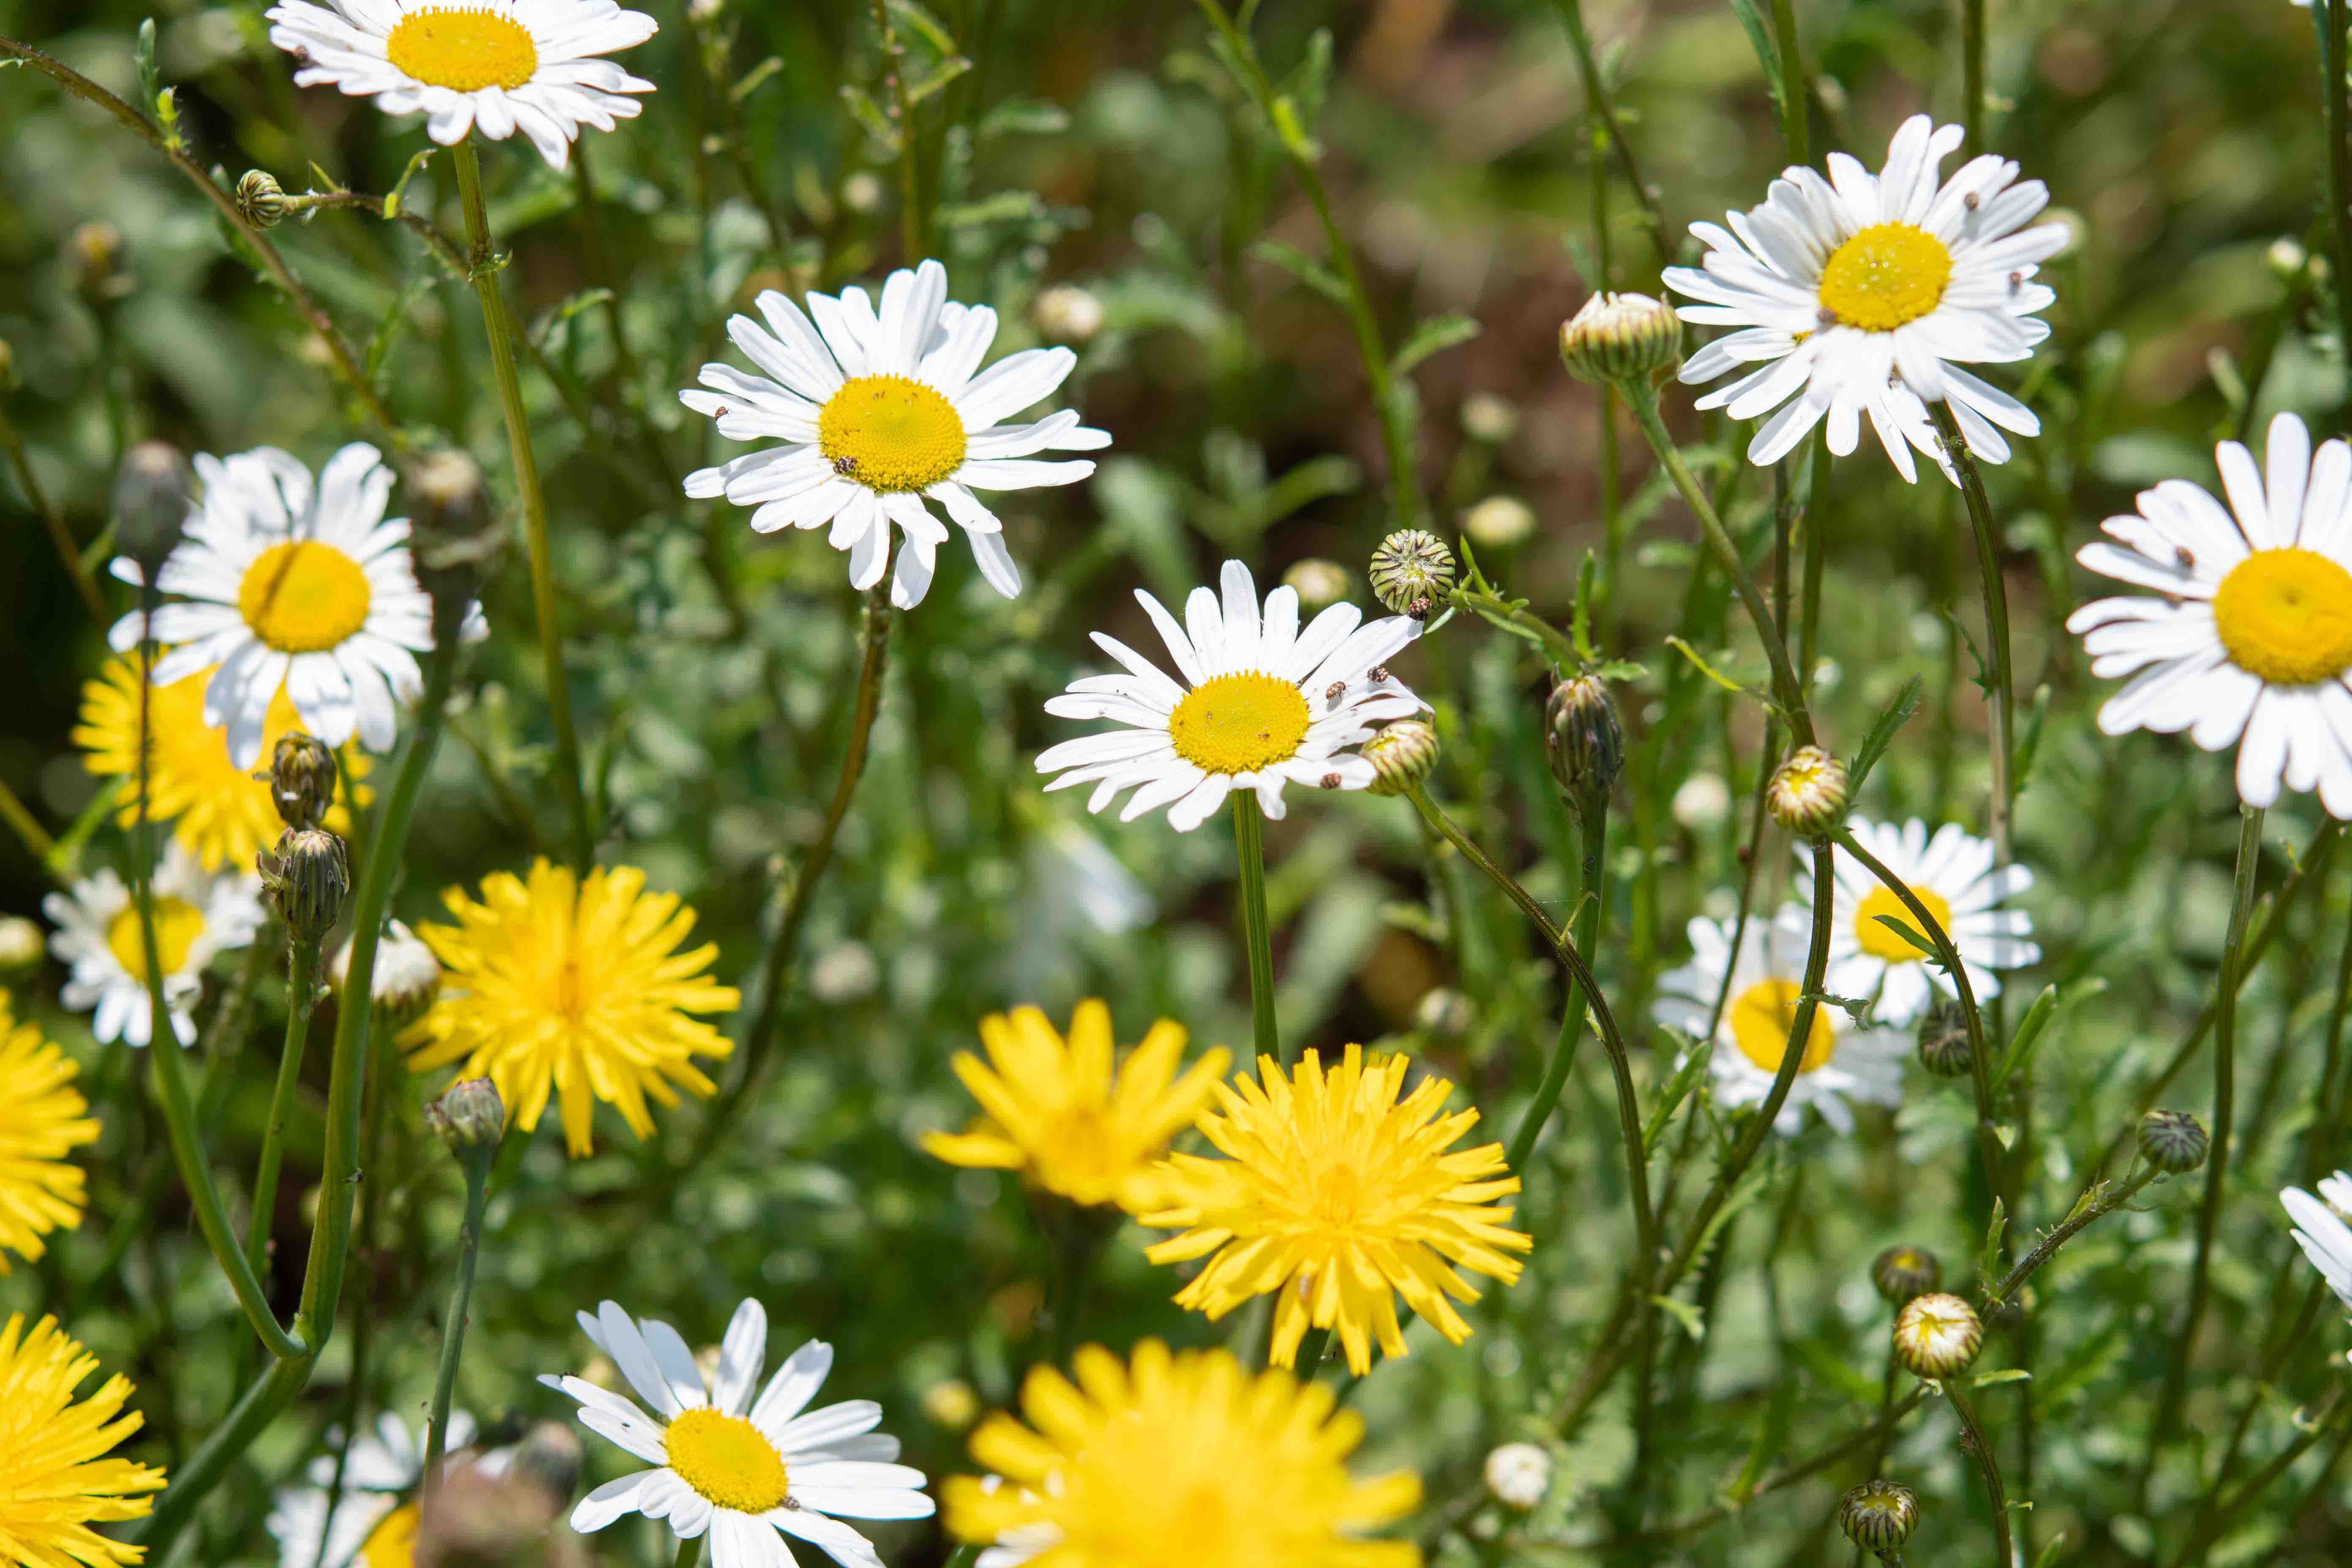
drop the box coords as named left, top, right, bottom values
left=265, top=1, right=657, bottom=171
left=1037, top=560, right=1425, bottom=831
left=108, top=444, right=456, bottom=770
left=403, top=861, right=739, bottom=1157
left=545, top=1298, right=932, bottom=1565
left=0, top=1313, right=168, bottom=1566
left=0, top=1004, right=97, bottom=1273
left=944, top=1340, right=1419, bottom=1568
left=1141, top=1044, right=1532, bottom=1375
left=75, top=656, right=369, bottom=871
left=265, top=1410, right=493, bottom=1568
left=2066, top=414, right=2352, bottom=818
left=682, top=259, right=1106, bottom=608
left=1798, top=819, right=2038, bottom=1025
left=44, top=843, right=266, bottom=1046
left=2281, top=1173, right=2352, bottom=1318
left=922, top=999, right=1230, bottom=1213
left=1652, top=912, right=1907, bottom=1135
left=1665, top=114, right=2066, bottom=479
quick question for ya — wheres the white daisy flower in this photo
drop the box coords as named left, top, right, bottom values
left=266, top=1410, right=497, bottom=1568
left=1652, top=910, right=1907, bottom=1135
left=1797, top=819, right=2039, bottom=1026
left=1034, top=560, right=1425, bottom=831
left=2282, top=1173, right=2352, bottom=1319
left=545, top=1298, right=932, bottom=1567
left=108, top=443, right=472, bottom=770
left=1664, top=113, right=2067, bottom=481
left=42, top=842, right=264, bottom=1047
left=2064, top=413, right=2352, bottom=819
left=681, top=259, right=1106, bottom=609
left=264, top=0, right=657, bottom=171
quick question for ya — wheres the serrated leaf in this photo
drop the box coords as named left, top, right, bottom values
left=839, top=84, right=901, bottom=153
left=885, top=0, right=957, bottom=54
left=978, top=98, right=1070, bottom=139
left=1252, top=241, right=1347, bottom=306
left=1979, top=1197, right=2009, bottom=1285
left=1642, top=1039, right=1711, bottom=1155
left=1651, top=1294, right=1706, bottom=1342
left=906, top=54, right=972, bottom=106
left=1595, top=660, right=1647, bottom=681
left=1392, top=312, right=1480, bottom=378
left=1846, top=675, right=1923, bottom=797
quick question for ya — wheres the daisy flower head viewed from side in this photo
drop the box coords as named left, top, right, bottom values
left=1799, top=819, right=2038, bottom=1026
left=1140, top=1044, right=1532, bottom=1375
left=43, top=843, right=266, bottom=1047
left=2066, top=414, right=2352, bottom=817
left=75, top=656, right=369, bottom=872
left=682, top=258, right=1105, bottom=608
left=1036, top=560, right=1425, bottom=831
left=109, top=444, right=455, bottom=770
left=921, top=999, right=1230, bottom=1213
left=2282, top=1174, right=2352, bottom=1324
left=0, top=1313, right=167, bottom=1568
left=546, top=1297, right=932, bottom=1567
left=1665, top=113, right=2067, bottom=481
left=1652, top=911, right=1907, bottom=1135
left=265, top=1, right=657, bottom=170
left=402, top=860, right=739, bottom=1157
left=265, top=1410, right=490, bottom=1568
left=943, top=1339, right=1420, bottom=1568
left=0, top=1006, right=98, bottom=1274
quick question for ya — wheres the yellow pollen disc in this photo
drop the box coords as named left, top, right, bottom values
left=2211, top=547, right=2352, bottom=687
left=105, top=897, right=206, bottom=984
left=1168, top=672, right=1312, bottom=776
left=1854, top=883, right=1951, bottom=964
left=1728, top=979, right=1837, bottom=1075
left=664, top=1407, right=792, bottom=1514
left=1817, top=222, right=1955, bottom=332
left=817, top=374, right=969, bottom=493
left=238, top=540, right=373, bottom=653
left=385, top=7, right=539, bottom=93
left=358, top=1501, right=420, bottom=1568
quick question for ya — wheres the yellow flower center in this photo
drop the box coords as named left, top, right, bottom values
left=664, top=1407, right=792, bottom=1514
left=359, top=1501, right=419, bottom=1568
left=2211, top=547, right=2352, bottom=687
left=1817, top=222, right=1954, bottom=332
left=817, top=374, right=969, bottom=493
left=237, top=540, right=373, bottom=653
left=1728, top=979, right=1837, bottom=1075
left=104, top=897, right=205, bottom=984
left=384, top=7, right=539, bottom=92
left=1039, top=1108, right=1122, bottom=1192
left=1168, top=672, right=1312, bottom=776
left=1854, top=883, right=1952, bottom=964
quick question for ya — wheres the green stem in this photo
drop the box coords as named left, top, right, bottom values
left=1766, top=0, right=1809, bottom=163
left=2167, top=1395, right=2351, bottom=1568
left=1984, top=1163, right=2161, bottom=1307
left=421, top=1145, right=495, bottom=1505
left=450, top=137, right=593, bottom=872
left=1505, top=803, right=1609, bottom=1173
left=245, top=936, right=323, bottom=1277
left=673, top=1535, right=704, bottom=1568
left=0, top=772, right=57, bottom=871
left=1960, top=0, right=1986, bottom=153
left=1232, top=792, right=1283, bottom=1064
left=870, top=0, right=924, bottom=261
left=2330, top=0, right=2352, bottom=438
left=1929, top=401, right=2013, bottom=863
left=1941, top=1376, right=2011, bottom=1568
left=1447, top=585, right=1581, bottom=672
left=2303, top=865, right=2352, bottom=1184
left=2149, top=806, right=2266, bottom=1461
left=1544, top=0, right=1669, bottom=267
left=0, top=400, right=107, bottom=619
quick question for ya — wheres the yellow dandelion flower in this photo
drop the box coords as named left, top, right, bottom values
left=920, top=999, right=1229, bottom=1213
left=0, top=1000, right=98, bottom=1274
left=0, top=1313, right=167, bottom=1567
left=945, top=1339, right=1420, bottom=1568
left=402, top=860, right=740, bottom=1157
left=1141, top=1045, right=1533, bottom=1375
left=74, top=656, right=372, bottom=872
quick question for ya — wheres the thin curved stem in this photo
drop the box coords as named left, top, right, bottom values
left=245, top=936, right=323, bottom=1277
left=451, top=137, right=593, bottom=872
left=2330, top=0, right=2352, bottom=439
left=1929, top=401, right=2012, bottom=863
left=421, top=1143, right=495, bottom=1507
left=1960, top=0, right=1987, bottom=153
left=1506, top=803, right=1609, bottom=1173
left=1942, top=1377, right=2012, bottom=1568
left=0, top=401, right=107, bottom=619
left=1233, top=793, right=1283, bottom=1065
left=1544, top=0, right=1670, bottom=267
left=1984, top=1162, right=2161, bottom=1307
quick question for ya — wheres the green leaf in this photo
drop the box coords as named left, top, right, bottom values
left=885, top=0, right=958, bottom=54
left=1969, top=1368, right=2033, bottom=1388
left=1392, top=312, right=1480, bottom=378
left=1270, top=95, right=1320, bottom=163
left=1994, top=977, right=2105, bottom=1091
left=1642, top=1040, right=1712, bottom=1156
left=978, top=98, right=1071, bottom=140
left=135, top=18, right=162, bottom=115
left=1729, top=1369, right=1799, bottom=1503
left=732, top=57, right=785, bottom=104
left=1723, top=0, right=1786, bottom=137
left=2031, top=1532, right=2072, bottom=1568
left=906, top=55, right=973, bottom=106
left=1651, top=1294, right=1706, bottom=1342
left=1281, top=28, right=1334, bottom=130
left=1846, top=675, right=1924, bottom=797
left=1664, top=637, right=1771, bottom=706
left=838, top=84, right=901, bottom=153
left=1870, top=914, right=1938, bottom=959
left=1252, top=241, right=1347, bottom=307
left=1979, top=1197, right=2009, bottom=1286
left=1789, top=1338, right=1880, bottom=1407
left=2014, top=681, right=2055, bottom=795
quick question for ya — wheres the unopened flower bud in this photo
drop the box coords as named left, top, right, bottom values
left=0, top=915, right=43, bottom=973
left=268, top=733, right=338, bottom=829
left=1838, top=1480, right=1918, bottom=1554
left=112, top=441, right=193, bottom=574
left=1461, top=495, right=1535, bottom=550
left=1916, top=1000, right=1973, bottom=1079
left=1766, top=746, right=1848, bottom=837
left=68, top=221, right=129, bottom=303
left=1872, top=1244, right=1943, bottom=1304
left=1282, top=558, right=1350, bottom=609
left=1892, top=1292, right=1982, bottom=1380
left=259, top=827, right=350, bottom=945
left=236, top=171, right=294, bottom=230
left=1545, top=672, right=1623, bottom=814
left=1557, top=291, right=1681, bottom=388
left=1415, top=986, right=1472, bottom=1039
left=1460, top=391, right=1520, bottom=444
left=1483, top=1442, right=1551, bottom=1511
left=331, top=917, right=443, bottom=1026
left=1033, top=283, right=1105, bottom=343
left=1368, top=530, right=1455, bottom=619
left=1364, top=718, right=1439, bottom=797
left=406, top=447, right=497, bottom=637
left=426, top=1077, right=506, bottom=1152
left=2139, top=1109, right=2209, bottom=1174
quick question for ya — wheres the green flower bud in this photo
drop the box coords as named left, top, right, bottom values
left=112, top=441, right=193, bottom=575
left=1892, top=1292, right=1982, bottom=1380
left=2138, top=1109, right=2209, bottom=1174
left=1364, top=718, right=1439, bottom=797
left=1367, top=530, right=1455, bottom=620
left=1916, top=1000, right=1974, bottom=1079
left=259, top=827, right=350, bottom=945
left=1838, top=1480, right=1918, bottom=1554
left=1766, top=745, right=1848, bottom=838
left=1557, top=292, right=1681, bottom=388
left=268, top=732, right=338, bottom=830
left=1545, top=672, right=1622, bottom=815
left=235, top=171, right=294, bottom=230
left=1871, top=1244, right=1943, bottom=1304
left=426, top=1077, right=506, bottom=1152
